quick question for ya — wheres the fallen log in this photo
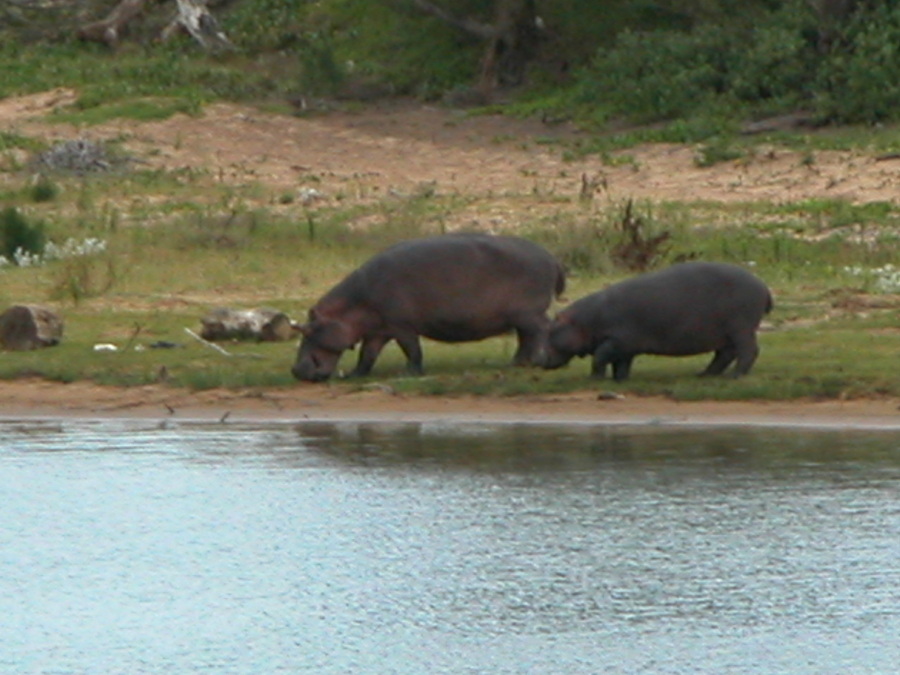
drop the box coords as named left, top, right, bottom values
left=199, top=307, right=299, bottom=342
left=78, top=0, right=233, bottom=51
left=0, top=304, right=64, bottom=351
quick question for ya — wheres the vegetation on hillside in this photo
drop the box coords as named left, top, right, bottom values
left=5, top=1, right=900, bottom=132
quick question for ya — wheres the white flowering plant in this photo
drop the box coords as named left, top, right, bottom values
left=843, top=264, right=900, bottom=293
left=0, top=237, right=107, bottom=269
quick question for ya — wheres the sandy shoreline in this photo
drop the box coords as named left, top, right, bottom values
left=1, top=380, right=899, bottom=430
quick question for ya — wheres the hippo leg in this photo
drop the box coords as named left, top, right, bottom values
left=512, top=318, right=549, bottom=366
left=700, top=345, right=737, bottom=377
left=351, top=335, right=390, bottom=377
left=611, top=356, right=634, bottom=382
left=590, top=339, right=618, bottom=379
left=731, top=334, right=760, bottom=377
left=394, top=330, right=425, bottom=376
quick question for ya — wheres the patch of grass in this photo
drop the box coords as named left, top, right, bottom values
left=49, top=97, right=204, bottom=126
left=1, top=131, right=44, bottom=154
left=1, top=143, right=898, bottom=402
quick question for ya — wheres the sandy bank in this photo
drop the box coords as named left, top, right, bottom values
left=1, top=380, right=899, bottom=430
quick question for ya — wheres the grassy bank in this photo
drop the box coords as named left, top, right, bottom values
left=1, top=126, right=898, bottom=403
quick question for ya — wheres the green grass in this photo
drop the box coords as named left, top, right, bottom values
left=1, top=110, right=899, bottom=403
left=4, top=227, right=897, bottom=402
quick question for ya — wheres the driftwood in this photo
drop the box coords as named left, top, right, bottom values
left=199, top=307, right=299, bottom=342
left=0, top=305, right=64, bottom=351
left=78, top=0, right=233, bottom=50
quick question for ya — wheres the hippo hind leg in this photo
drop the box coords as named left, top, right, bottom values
left=512, top=317, right=550, bottom=367
left=731, top=333, right=760, bottom=377
left=701, top=334, right=759, bottom=377
left=611, top=356, right=634, bottom=382
left=699, top=344, right=736, bottom=377
left=394, top=330, right=425, bottom=376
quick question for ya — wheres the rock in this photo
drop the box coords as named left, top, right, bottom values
left=199, top=307, right=299, bottom=342
left=0, top=304, right=64, bottom=350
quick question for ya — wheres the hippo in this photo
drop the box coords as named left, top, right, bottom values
left=292, top=233, right=566, bottom=382
left=543, top=261, right=772, bottom=381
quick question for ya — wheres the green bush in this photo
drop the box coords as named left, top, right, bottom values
left=570, top=1, right=820, bottom=125
left=574, top=26, right=731, bottom=124
left=0, top=207, right=46, bottom=263
left=816, top=4, right=900, bottom=123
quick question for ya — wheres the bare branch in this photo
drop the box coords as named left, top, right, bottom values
left=77, top=0, right=150, bottom=47
left=411, top=0, right=496, bottom=40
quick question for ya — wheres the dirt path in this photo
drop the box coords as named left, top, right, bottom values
left=7, top=88, right=900, bottom=206
left=2, top=89, right=899, bottom=426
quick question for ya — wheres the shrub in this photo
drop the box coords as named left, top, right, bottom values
left=571, top=1, right=821, bottom=126
left=0, top=207, right=45, bottom=264
left=816, top=4, right=900, bottom=123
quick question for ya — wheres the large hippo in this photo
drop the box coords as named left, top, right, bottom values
left=543, top=261, right=772, bottom=381
left=292, top=233, right=566, bottom=382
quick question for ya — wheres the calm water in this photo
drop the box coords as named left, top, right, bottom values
left=1, top=419, right=898, bottom=675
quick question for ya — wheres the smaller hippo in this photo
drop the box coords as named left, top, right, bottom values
left=543, top=262, right=773, bottom=381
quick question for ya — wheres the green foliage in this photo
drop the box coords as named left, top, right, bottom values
left=48, top=255, right=118, bottom=305
left=694, top=136, right=745, bottom=167
left=0, top=42, right=284, bottom=110
left=0, top=207, right=45, bottom=262
left=570, top=1, right=820, bottom=127
left=574, top=26, right=731, bottom=124
left=0, top=131, right=42, bottom=153
left=222, top=0, right=310, bottom=52
left=816, top=4, right=900, bottom=123
left=7, top=0, right=900, bottom=129
left=30, top=175, right=59, bottom=203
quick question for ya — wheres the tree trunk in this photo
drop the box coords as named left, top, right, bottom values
left=479, top=0, right=540, bottom=90
left=412, top=0, right=542, bottom=92
left=161, top=0, right=234, bottom=51
left=808, top=0, right=860, bottom=52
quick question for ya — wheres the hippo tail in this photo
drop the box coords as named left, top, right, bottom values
left=764, top=289, right=774, bottom=314
left=554, top=261, right=567, bottom=298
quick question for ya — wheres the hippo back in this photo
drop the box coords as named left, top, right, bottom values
left=602, top=261, right=771, bottom=353
left=335, top=233, right=564, bottom=341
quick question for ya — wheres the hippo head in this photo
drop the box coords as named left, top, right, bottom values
left=542, top=316, right=587, bottom=369
left=291, top=313, right=356, bottom=382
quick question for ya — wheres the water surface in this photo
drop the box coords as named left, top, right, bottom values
left=2, top=420, right=898, bottom=674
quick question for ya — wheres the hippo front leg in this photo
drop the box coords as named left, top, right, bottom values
left=351, top=335, right=389, bottom=377
left=592, top=339, right=633, bottom=381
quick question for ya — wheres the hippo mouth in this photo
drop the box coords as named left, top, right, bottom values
left=292, top=355, right=335, bottom=382
left=542, top=350, right=574, bottom=370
